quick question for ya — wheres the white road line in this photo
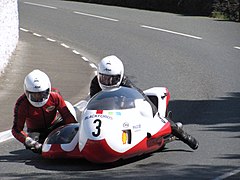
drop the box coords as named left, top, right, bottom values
left=234, top=46, right=240, bottom=50
left=33, top=33, right=42, bottom=37
left=24, top=2, right=57, bottom=9
left=46, top=38, right=56, bottom=42
left=74, top=11, right=119, bottom=22
left=72, top=50, right=80, bottom=55
left=61, top=43, right=70, bottom=48
left=20, top=28, right=29, bottom=32
left=89, top=63, right=97, bottom=69
left=0, top=130, right=13, bottom=143
left=141, top=25, right=202, bottom=40
left=82, top=56, right=89, bottom=62
left=212, top=167, right=240, bottom=180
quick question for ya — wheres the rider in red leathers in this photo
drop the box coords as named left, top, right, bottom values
left=12, top=69, right=77, bottom=153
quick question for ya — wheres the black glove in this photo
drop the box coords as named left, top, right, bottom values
left=25, top=137, right=42, bottom=154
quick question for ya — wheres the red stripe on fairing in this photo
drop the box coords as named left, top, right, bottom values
left=96, top=110, right=103, bottom=114
left=165, top=88, right=170, bottom=108
left=81, top=122, right=172, bottom=163
left=81, top=139, right=122, bottom=163
left=42, top=144, right=83, bottom=159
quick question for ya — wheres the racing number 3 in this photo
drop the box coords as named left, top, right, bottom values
left=92, top=119, right=101, bottom=137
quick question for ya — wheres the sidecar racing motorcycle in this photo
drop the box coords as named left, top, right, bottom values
left=42, top=86, right=198, bottom=163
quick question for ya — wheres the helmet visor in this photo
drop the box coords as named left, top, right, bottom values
left=26, top=88, right=50, bottom=102
left=99, top=73, right=121, bottom=86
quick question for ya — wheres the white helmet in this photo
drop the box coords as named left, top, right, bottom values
left=97, top=55, right=124, bottom=90
left=24, top=69, right=51, bottom=107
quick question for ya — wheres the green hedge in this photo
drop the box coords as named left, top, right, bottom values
left=213, top=0, right=239, bottom=21
left=67, top=0, right=239, bottom=21
left=68, top=0, right=213, bottom=15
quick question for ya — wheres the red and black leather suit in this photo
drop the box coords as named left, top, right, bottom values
left=12, top=88, right=77, bottom=144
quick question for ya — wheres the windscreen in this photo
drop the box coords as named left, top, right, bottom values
left=87, top=87, right=144, bottom=110
left=45, top=124, right=79, bottom=144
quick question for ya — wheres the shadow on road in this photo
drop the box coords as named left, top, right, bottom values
left=168, top=92, right=240, bottom=127
left=1, top=148, right=239, bottom=179
left=0, top=149, right=153, bottom=171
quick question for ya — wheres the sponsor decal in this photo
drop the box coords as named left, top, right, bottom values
left=122, top=130, right=131, bottom=144
left=133, top=124, right=141, bottom=129
left=84, top=110, right=121, bottom=120
left=84, top=114, right=113, bottom=120
left=115, top=112, right=121, bottom=116
left=122, top=131, right=127, bottom=144
left=104, top=68, right=111, bottom=72
left=132, top=124, right=141, bottom=132
left=123, top=122, right=129, bottom=128
left=34, top=79, right=39, bottom=82
left=46, top=106, right=55, bottom=112
left=33, top=111, right=39, bottom=116
left=108, top=112, right=121, bottom=116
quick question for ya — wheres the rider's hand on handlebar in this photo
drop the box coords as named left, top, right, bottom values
left=25, top=137, right=42, bottom=153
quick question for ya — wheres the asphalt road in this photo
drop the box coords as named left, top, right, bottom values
left=0, top=0, right=239, bottom=179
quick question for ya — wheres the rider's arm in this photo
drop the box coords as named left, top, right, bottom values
left=121, top=76, right=138, bottom=89
left=12, top=95, right=29, bottom=144
left=90, top=76, right=102, bottom=97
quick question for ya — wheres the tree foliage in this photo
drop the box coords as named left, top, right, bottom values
left=213, top=0, right=239, bottom=21
left=68, top=0, right=240, bottom=21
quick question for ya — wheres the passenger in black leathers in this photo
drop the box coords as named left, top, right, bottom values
left=90, top=55, right=198, bottom=150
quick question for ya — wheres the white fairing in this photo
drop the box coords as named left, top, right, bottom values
left=61, top=129, right=79, bottom=152
left=65, top=101, right=77, bottom=120
left=42, top=143, right=51, bottom=152
left=78, top=87, right=169, bottom=153
left=144, top=87, right=169, bottom=117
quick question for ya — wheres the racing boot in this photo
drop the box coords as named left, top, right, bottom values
left=172, top=124, right=199, bottom=150
left=168, top=119, right=199, bottom=150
